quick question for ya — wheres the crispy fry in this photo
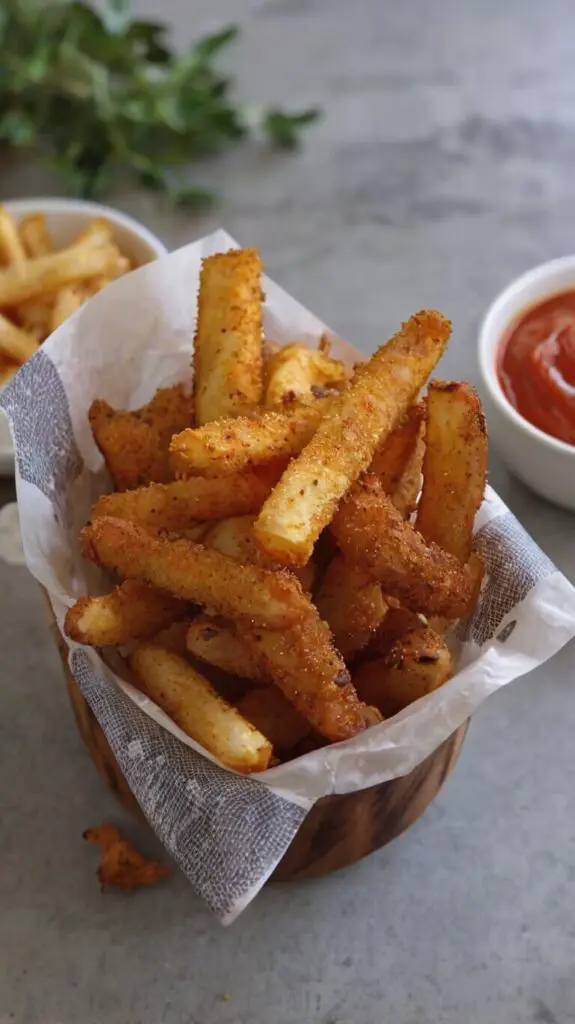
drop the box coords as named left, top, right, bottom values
left=0, top=313, right=38, bottom=363
left=50, top=284, right=85, bottom=332
left=83, top=824, right=170, bottom=890
left=14, top=298, right=53, bottom=344
left=170, top=395, right=330, bottom=478
left=130, top=644, right=272, bottom=772
left=0, top=355, right=19, bottom=386
left=203, top=515, right=315, bottom=591
left=315, top=552, right=388, bottom=658
left=243, top=608, right=382, bottom=742
left=0, top=234, right=120, bottom=307
left=264, top=343, right=347, bottom=405
left=64, top=579, right=188, bottom=646
left=194, top=248, right=263, bottom=424
left=18, top=213, right=53, bottom=258
left=0, top=207, right=26, bottom=265
left=92, top=463, right=283, bottom=530
left=353, top=609, right=452, bottom=717
left=391, top=422, right=425, bottom=518
left=416, top=381, right=487, bottom=563
left=237, top=687, right=310, bottom=752
left=89, top=385, right=194, bottom=490
left=186, top=615, right=268, bottom=682
left=370, top=402, right=425, bottom=492
left=81, top=516, right=310, bottom=628
left=254, top=311, right=451, bottom=566
left=332, top=476, right=476, bottom=618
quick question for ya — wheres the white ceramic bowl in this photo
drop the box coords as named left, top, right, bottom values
left=0, top=197, right=168, bottom=473
left=478, top=255, right=575, bottom=512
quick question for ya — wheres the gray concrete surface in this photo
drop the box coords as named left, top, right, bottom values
left=2, top=1, right=575, bottom=1021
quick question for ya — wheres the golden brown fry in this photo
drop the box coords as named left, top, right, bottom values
left=254, top=311, right=451, bottom=566
left=353, top=609, right=452, bottom=717
left=18, top=213, right=53, bottom=258
left=0, top=313, right=38, bottom=363
left=369, top=401, right=425, bottom=492
left=203, top=515, right=315, bottom=591
left=170, top=395, right=330, bottom=478
left=64, top=579, right=188, bottom=646
left=237, top=687, right=310, bottom=753
left=81, top=516, right=310, bottom=629
left=92, top=463, right=283, bottom=530
left=50, top=284, right=85, bottom=332
left=391, top=421, right=425, bottom=518
left=332, top=476, right=476, bottom=618
left=243, top=608, right=382, bottom=742
left=89, top=385, right=194, bottom=491
left=416, top=381, right=487, bottom=563
left=186, top=615, right=268, bottom=682
left=84, top=824, right=171, bottom=890
left=0, top=208, right=26, bottom=265
left=0, top=355, right=19, bottom=386
left=315, top=552, right=388, bottom=659
left=130, top=644, right=272, bottom=772
left=0, top=233, right=120, bottom=307
left=14, top=298, right=53, bottom=344
left=194, top=248, right=263, bottom=424
left=264, top=343, right=347, bottom=405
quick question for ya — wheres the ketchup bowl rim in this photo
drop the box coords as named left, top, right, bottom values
left=478, top=254, right=575, bottom=458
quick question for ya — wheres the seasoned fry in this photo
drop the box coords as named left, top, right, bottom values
left=170, top=395, right=330, bottom=478
left=81, top=516, right=310, bottom=628
left=416, top=381, right=487, bottom=563
left=89, top=385, right=194, bottom=490
left=0, top=207, right=26, bottom=265
left=332, top=476, right=476, bottom=618
left=315, top=553, right=388, bottom=658
left=264, top=343, right=347, bottom=405
left=370, top=401, right=424, bottom=492
left=353, top=610, right=452, bottom=717
left=14, top=298, right=53, bottom=344
left=0, top=355, right=19, bottom=386
left=84, top=824, right=171, bottom=890
left=194, top=248, right=263, bottom=424
left=64, top=579, right=188, bottom=646
left=50, top=284, right=85, bottom=332
left=0, top=313, right=38, bottom=364
left=186, top=615, right=268, bottom=682
left=254, top=311, right=451, bottom=566
left=243, top=608, right=382, bottom=742
left=92, top=463, right=283, bottom=530
left=203, top=515, right=315, bottom=591
left=0, top=234, right=120, bottom=307
left=18, top=213, right=53, bottom=258
left=391, top=422, right=425, bottom=517
left=130, top=644, right=272, bottom=772
left=237, top=687, right=310, bottom=752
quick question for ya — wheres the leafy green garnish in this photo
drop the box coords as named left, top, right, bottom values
left=0, top=0, right=320, bottom=203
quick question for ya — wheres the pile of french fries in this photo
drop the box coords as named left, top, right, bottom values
left=64, top=247, right=488, bottom=774
left=0, top=208, right=132, bottom=385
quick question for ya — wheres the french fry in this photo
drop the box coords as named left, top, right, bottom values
left=64, top=579, right=189, bottom=646
left=331, top=476, right=477, bottom=618
left=416, top=381, right=487, bottom=564
left=18, top=213, right=53, bottom=258
left=353, top=609, right=452, bottom=717
left=0, top=207, right=26, bottom=265
left=242, top=609, right=382, bottom=742
left=0, top=355, right=19, bottom=386
left=237, top=687, right=310, bottom=753
left=130, top=644, right=272, bottom=772
left=170, top=395, right=330, bottom=478
left=254, top=310, right=451, bottom=566
left=89, top=385, right=194, bottom=491
left=92, top=463, right=283, bottom=530
left=264, top=343, right=347, bottom=405
left=391, top=421, right=425, bottom=518
left=0, top=313, right=38, bottom=364
left=0, top=234, right=121, bottom=307
left=194, top=248, right=263, bottom=424
left=369, top=401, right=424, bottom=492
left=84, top=824, right=171, bottom=890
left=14, top=298, right=53, bottom=344
left=81, top=516, right=310, bottom=629
left=50, top=284, right=85, bottom=333
left=186, top=615, right=268, bottom=682
left=315, top=552, right=388, bottom=659
left=203, top=515, right=315, bottom=591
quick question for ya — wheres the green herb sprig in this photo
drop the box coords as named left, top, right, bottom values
left=0, top=0, right=320, bottom=208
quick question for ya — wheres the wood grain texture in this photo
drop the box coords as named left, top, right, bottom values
left=47, top=596, right=468, bottom=881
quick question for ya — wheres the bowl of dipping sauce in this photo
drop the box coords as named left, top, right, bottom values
left=479, top=256, right=575, bottom=511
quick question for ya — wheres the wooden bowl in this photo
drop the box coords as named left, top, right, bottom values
left=49, top=609, right=468, bottom=881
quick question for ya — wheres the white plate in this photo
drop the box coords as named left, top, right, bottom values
left=0, top=197, right=168, bottom=475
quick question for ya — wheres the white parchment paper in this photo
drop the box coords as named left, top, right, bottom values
left=3, top=228, right=575, bottom=921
